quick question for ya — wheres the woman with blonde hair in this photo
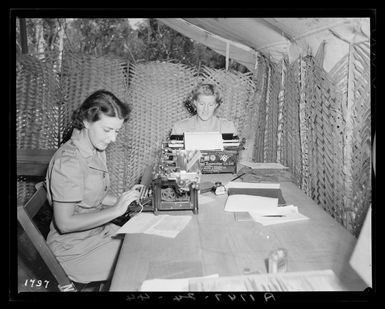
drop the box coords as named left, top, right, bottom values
left=171, top=83, right=237, bottom=135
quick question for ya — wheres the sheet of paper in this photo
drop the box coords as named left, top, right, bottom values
left=140, top=274, right=219, bottom=291
left=115, top=213, right=192, bottom=238
left=115, top=213, right=162, bottom=234
left=188, top=270, right=347, bottom=291
left=184, top=131, right=223, bottom=151
left=226, top=182, right=280, bottom=189
left=224, top=194, right=278, bottom=213
left=239, top=161, right=288, bottom=169
left=144, top=215, right=192, bottom=238
left=248, top=205, right=309, bottom=226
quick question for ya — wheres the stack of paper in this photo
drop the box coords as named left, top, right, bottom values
left=248, top=205, right=309, bottom=226
left=115, top=213, right=192, bottom=238
left=224, top=192, right=308, bottom=226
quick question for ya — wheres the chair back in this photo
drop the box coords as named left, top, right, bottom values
left=17, top=182, right=77, bottom=292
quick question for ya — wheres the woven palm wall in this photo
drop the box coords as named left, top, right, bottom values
left=278, top=50, right=371, bottom=236
left=328, top=41, right=371, bottom=236
left=252, top=56, right=284, bottom=164
left=16, top=52, right=61, bottom=204
left=300, top=56, right=346, bottom=225
left=279, top=59, right=303, bottom=187
left=252, top=57, right=269, bottom=163
left=59, top=52, right=130, bottom=197
left=123, top=62, right=196, bottom=189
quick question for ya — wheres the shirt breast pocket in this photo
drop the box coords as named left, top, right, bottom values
left=84, top=167, right=109, bottom=207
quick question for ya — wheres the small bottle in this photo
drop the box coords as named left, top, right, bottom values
left=268, top=248, right=288, bottom=273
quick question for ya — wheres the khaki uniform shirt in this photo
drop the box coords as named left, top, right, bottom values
left=46, top=128, right=117, bottom=264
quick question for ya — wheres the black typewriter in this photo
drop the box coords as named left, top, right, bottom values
left=151, top=140, right=200, bottom=214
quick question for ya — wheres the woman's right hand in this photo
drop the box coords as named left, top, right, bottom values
left=114, top=189, right=141, bottom=217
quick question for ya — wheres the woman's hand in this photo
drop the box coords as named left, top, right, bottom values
left=114, top=189, right=141, bottom=217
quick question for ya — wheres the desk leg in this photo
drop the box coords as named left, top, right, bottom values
left=191, top=186, right=198, bottom=215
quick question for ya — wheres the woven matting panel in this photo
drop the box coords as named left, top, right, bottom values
left=281, top=59, right=303, bottom=187
left=302, top=56, right=346, bottom=225
left=123, top=62, right=197, bottom=190
left=343, top=42, right=371, bottom=236
left=16, top=53, right=60, bottom=150
left=263, top=62, right=282, bottom=162
left=60, top=52, right=130, bottom=196
left=16, top=53, right=61, bottom=204
left=252, top=57, right=269, bottom=162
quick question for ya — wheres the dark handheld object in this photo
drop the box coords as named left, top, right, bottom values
left=110, top=201, right=142, bottom=226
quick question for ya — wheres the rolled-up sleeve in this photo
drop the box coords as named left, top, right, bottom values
left=49, top=152, right=84, bottom=203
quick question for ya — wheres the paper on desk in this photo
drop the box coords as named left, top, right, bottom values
left=184, top=131, right=223, bottom=151
left=226, top=182, right=280, bottom=189
left=140, top=274, right=219, bottom=291
left=224, top=194, right=278, bottom=213
left=239, top=161, right=288, bottom=169
left=115, top=213, right=192, bottom=238
left=248, top=205, right=309, bottom=226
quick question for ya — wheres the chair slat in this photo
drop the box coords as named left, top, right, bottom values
left=17, top=205, right=75, bottom=290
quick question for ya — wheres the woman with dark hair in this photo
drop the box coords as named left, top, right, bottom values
left=171, top=83, right=237, bottom=135
left=45, top=90, right=140, bottom=285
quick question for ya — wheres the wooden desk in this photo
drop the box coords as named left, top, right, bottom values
left=110, top=173, right=367, bottom=291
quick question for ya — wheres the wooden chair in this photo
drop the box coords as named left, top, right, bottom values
left=17, top=182, right=108, bottom=292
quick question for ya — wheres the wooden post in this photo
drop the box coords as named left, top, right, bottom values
left=19, top=18, right=28, bottom=54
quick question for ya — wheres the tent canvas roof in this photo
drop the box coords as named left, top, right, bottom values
left=157, top=18, right=370, bottom=72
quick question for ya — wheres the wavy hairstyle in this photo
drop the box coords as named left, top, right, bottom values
left=184, top=83, right=223, bottom=115
left=71, top=90, right=131, bottom=130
